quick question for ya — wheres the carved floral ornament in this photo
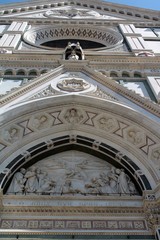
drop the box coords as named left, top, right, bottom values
left=0, top=107, right=159, bottom=168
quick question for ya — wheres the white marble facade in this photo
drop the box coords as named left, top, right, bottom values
left=0, top=0, right=160, bottom=238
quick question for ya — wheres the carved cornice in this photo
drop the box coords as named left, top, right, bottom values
left=0, top=205, right=145, bottom=216
left=0, top=0, right=159, bottom=23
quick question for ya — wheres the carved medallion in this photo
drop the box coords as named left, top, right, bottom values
left=57, top=78, right=90, bottom=92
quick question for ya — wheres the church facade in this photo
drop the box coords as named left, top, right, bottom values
left=0, top=0, right=159, bottom=239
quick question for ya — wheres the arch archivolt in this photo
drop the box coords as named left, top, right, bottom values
left=0, top=96, right=160, bottom=192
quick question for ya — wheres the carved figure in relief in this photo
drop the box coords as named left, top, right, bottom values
left=24, top=167, right=39, bottom=194
left=36, top=168, right=46, bottom=190
left=62, top=180, right=75, bottom=194
left=127, top=130, right=143, bottom=145
left=32, top=115, right=48, bottom=129
left=107, top=167, right=119, bottom=193
left=98, top=117, right=114, bottom=131
left=99, top=173, right=110, bottom=194
left=6, top=153, right=139, bottom=196
left=128, top=180, right=137, bottom=194
left=117, top=169, right=130, bottom=194
left=4, top=128, right=19, bottom=143
left=152, top=149, right=160, bottom=161
left=38, top=178, right=56, bottom=194
left=36, top=169, right=52, bottom=194
left=36, top=169, right=56, bottom=194
left=85, top=178, right=102, bottom=194
left=65, top=108, right=83, bottom=124
left=7, top=168, right=26, bottom=195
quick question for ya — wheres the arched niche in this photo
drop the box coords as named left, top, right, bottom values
left=0, top=95, right=159, bottom=196
left=1, top=135, right=152, bottom=195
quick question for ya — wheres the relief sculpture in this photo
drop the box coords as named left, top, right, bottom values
left=6, top=151, right=138, bottom=196
left=65, top=108, right=83, bottom=124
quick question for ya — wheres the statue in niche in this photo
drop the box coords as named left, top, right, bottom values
left=24, top=166, right=39, bottom=194
left=65, top=108, right=83, bottom=124
left=7, top=168, right=26, bottom=195
left=64, top=42, right=84, bottom=60
left=4, top=128, right=19, bottom=143
left=68, top=50, right=79, bottom=60
left=32, top=115, right=48, bottom=129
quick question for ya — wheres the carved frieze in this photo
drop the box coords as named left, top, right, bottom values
left=0, top=106, right=158, bottom=164
left=0, top=218, right=147, bottom=231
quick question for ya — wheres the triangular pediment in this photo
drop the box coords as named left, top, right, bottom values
left=1, top=6, right=124, bottom=21
left=0, top=0, right=159, bottom=23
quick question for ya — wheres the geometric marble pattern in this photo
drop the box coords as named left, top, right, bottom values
left=0, top=219, right=147, bottom=231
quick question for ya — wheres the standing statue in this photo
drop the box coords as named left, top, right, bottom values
left=7, top=168, right=26, bottom=195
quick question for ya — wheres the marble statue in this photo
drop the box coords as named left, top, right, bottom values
left=68, top=50, right=79, bottom=60
left=7, top=168, right=26, bottom=195
left=64, top=42, right=84, bottom=60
